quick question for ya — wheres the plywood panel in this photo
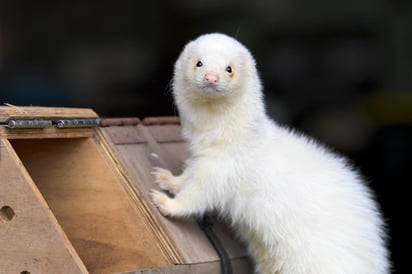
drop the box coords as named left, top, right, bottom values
left=10, top=138, right=172, bottom=274
left=0, top=138, right=88, bottom=274
left=119, top=257, right=253, bottom=274
left=0, top=106, right=97, bottom=121
left=0, top=127, right=96, bottom=139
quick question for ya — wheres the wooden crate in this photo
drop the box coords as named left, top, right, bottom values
left=0, top=106, right=252, bottom=274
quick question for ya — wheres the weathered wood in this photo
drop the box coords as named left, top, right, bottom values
left=0, top=106, right=97, bottom=121
left=100, top=118, right=140, bottom=127
left=147, top=125, right=185, bottom=143
left=103, top=126, right=147, bottom=145
left=119, top=257, right=253, bottom=274
left=0, top=127, right=96, bottom=139
left=9, top=137, right=172, bottom=274
left=143, top=116, right=180, bottom=126
left=0, top=138, right=88, bottom=274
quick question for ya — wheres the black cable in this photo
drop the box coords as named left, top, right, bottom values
left=197, top=215, right=233, bottom=274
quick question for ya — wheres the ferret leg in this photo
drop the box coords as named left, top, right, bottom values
left=152, top=167, right=185, bottom=194
left=149, top=185, right=207, bottom=217
left=150, top=175, right=210, bottom=217
left=149, top=189, right=180, bottom=216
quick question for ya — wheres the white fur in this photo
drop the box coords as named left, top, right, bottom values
left=150, top=33, right=390, bottom=274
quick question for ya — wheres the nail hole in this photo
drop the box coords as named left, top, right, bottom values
left=0, top=205, right=15, bottom=222
left=20, top=271, right=31, bottom=274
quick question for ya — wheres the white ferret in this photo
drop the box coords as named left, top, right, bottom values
left=150, top=33, right=390, bottom=274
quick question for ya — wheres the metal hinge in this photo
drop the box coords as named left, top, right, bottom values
left=1, top=118, right=100, bottom=129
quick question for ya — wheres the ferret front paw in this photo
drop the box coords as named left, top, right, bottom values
left=151, top=167, right=182, bottom=194
left=149, top=189, right=174, bottom=216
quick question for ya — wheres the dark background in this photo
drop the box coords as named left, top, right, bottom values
left=0, top=1, right=410, bottom=272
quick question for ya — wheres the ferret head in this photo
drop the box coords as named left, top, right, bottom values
left=173, top=33, right=259, bottom=99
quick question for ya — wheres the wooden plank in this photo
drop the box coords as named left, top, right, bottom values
left=0, top=106, right=97, bottom=121
left=0, top=138, right=88, bottom=274
left=210, top=218, right=251, bottom=260
left=143, top=116, right=180, bottom=126
left=103, top=126, right=147, bottom=144
left=119, top=257, right=253, bottom=274
left=100, top=117, right=140, bottom=127
left=0, top=127, right=95, bottom=139
left=9, top=137, right=172, bottom=274
left=147, top=125, right=185, bottom=143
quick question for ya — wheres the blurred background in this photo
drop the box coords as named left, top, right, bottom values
left=0, top=1, right=410, bottom=272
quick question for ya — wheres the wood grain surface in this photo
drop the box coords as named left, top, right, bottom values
left=9, top=137, right=172, bottom=273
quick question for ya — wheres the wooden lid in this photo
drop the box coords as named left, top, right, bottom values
left=0, top=106, right=99, bottom=139
left=0, top=105, right=98, bottom=122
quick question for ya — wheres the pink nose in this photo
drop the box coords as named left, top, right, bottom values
left=204, top=73, right=219, bottom=84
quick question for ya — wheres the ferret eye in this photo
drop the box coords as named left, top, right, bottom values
left=196, top=61, right=203, bottom=67
left=226, top=66, right=233, bottom=73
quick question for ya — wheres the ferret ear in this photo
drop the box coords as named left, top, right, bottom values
left=175, top=41, right=194, bottom=71
left=182, top=41, right=195, bottom=60
left=184, top=41, right=195, bottom=52
left=175, top=41, right=195, bottom=69
left=240, top=48, right=255, bottom=69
